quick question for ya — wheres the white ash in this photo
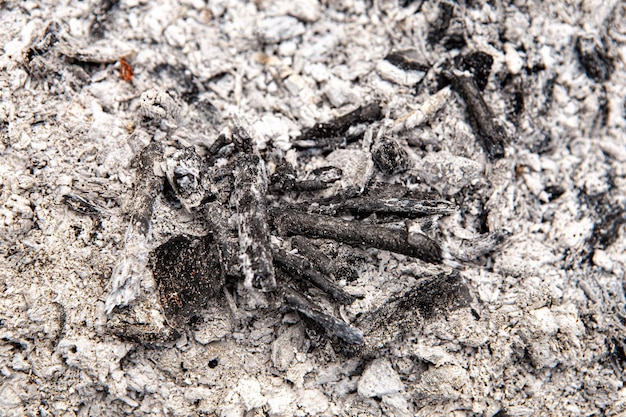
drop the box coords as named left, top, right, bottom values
left=1, top=1, right=625, bottom=416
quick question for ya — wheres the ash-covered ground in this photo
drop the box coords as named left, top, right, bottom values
left=1, top=1, right=626, bottom=416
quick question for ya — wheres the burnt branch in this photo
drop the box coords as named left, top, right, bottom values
left=270, top=208, right=445, bottom=264
left=446, top=70, right=507, bottom=160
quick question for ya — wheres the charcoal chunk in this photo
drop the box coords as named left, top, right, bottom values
left=576, top=36, right=613, bottom=82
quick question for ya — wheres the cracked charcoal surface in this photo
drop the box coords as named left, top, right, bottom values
left=1, top=1, right=626, bottom=416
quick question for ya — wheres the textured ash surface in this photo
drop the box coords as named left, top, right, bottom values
left=1, top=0, right=626, bottom=416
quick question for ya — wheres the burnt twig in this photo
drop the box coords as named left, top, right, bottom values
left=270, top=208, right=445, bottom=264
left=273, top=249, right=355, bottom=305
left=296, top=102, right=382, bottom=143
left=446, top=70, right=507, bottom=160
left=282, top=286, right=363, bottom=345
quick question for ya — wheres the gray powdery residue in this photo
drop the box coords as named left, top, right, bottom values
left=0, top=1, right=625, bottom=416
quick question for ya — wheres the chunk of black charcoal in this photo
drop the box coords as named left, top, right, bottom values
left=298, top=103, right=382, bottom=142
left=427, top=2, right=454, bottom=44
left=446, top=70, right=507, bottom=160
left=150, top=235, right=224, bottom=320
left=270, top=208, right=445, bottom=264
left=371, top=136, right=412, bottom=175
left=356, top=271, right=470, bottom=347
left=385, top=50, right=430, bottom=72
left=460, top=51, right=494, bottom=91
left=576, top=36, right=613, bottom=82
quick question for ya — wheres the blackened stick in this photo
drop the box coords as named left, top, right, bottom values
left=273, top=249, right=355, bottom=305
left=233, top=152, right=276, bottom=292
left=447, top=70, right=507, bottom=160
left=270, top=209, right=444, bottom=264
left=282, top=286, right=363, bottom=345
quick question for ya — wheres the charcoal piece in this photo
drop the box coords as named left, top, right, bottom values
left=544, top=185, right=565, bottom=201
left=385, top=50, right=430, bottom=72
left=63, top=194, right=101, bottom=216
left=273, top=249, right=355, bottom=305
left=270, top=209, right=444, bottom=264
left=130, top=142, right=164, bottom=235
left=291, top=236, right=358, bottom=282
left=165, top=147, right=208, bottom=211
left=427, top=2, right=454, bottom=44
left=292, top=135, right=348, bottom=153
left=206, top=133, right=234, bottom=165
left=371, top=136, right=412, bottom=174
left=298, top=103, right=382, bottom=142
left=302, top=196, right=457, bottom=217
left=576, top=37, right=613, bottom=82
left=296, top=166, right=343, bottom=191
left=502, top=74, right=525, bottom=120
left=282, top=286, right=363, bottom=345
left=356, top=271, right=470, bottom=347
left=446, top=71, right=507, bottom=160
left=585, top=193, right=626, bottom=250
left=270, top=164, right=342, bottom=193
left=233, top=152, right=276, bottom=292
left=442, top=33, right=467, bottom=50
left=150, top=234, right=224, bottom=320
left=460, top=51, right=494, bottom=91
left=269, top=162, right=297, bottom=193
left=201, top=204, right=243, bottom=282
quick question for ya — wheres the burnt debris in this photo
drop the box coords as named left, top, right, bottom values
left=270, top=208, right=445, bottom=264
left=295, top=102, right=382, bottom=148
left=282, top=286, right=364, bottom=345
left=63, top=194, right=102, bottom=216
left=576, top=36, right=613, bottom=83
left=150, top=234, right=224, bottom=321
left=273, top=249, right=355, bottom=305
left=371, top=135, right=412, bottom=175
left=356, top=271, right=471, bottom=348
left=385, top=50, right=430, bottom=72
left=298, top=196, right=457, bottom=218
left=459, top=51, right=494, bottom=91
left=446, top=70, right=507, bottom=160
left=427, top=1, right=466, bottom=50
left=90, top=0, right=120, bottom=38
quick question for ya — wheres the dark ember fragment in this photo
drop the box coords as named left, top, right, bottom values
left=356, top=271, right=470, bottom=347
left=589, top=202, right=626, bottom=250
left=233, top=152, right=276, bottom=292
left=298, top=103, right=382, bottom=142
left=150, top=235, right=224, bottom=319
left=296, top=167, right=342, bottom=191
left=460, top=51, right=494, bottom=91
left=291, top=236, right=358, bottom=282
left=273, top=249, right=355, bottom=304
left=385, top=51, right=430, bottom=72
left=269, top=162, right=297, bottom=193
left=427, top=2, right=454, bottom=44
left=446, top=71, right=507, bottom=160
left=502, top=74, right=525, bottom=120
left=544, top=185, right=565, bottom=201
left=63, top=194, right=101, bottom=216
left=130, top=142, right=164, bottom=235
left=576, top=37, right=613, bottom=82
left=371, top=136, right=412, bottom=175
left=301, top=196, right=457, bottom=217
left=270, top=208, right=444, bottom=264
left=443, top=33, right=467, bottom=50
left=271, top=164, right=342, bottom=193
left=282, top=286, right=363, bottom=345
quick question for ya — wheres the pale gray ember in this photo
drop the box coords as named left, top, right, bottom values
left=1, top=1, right=625, bottom=416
